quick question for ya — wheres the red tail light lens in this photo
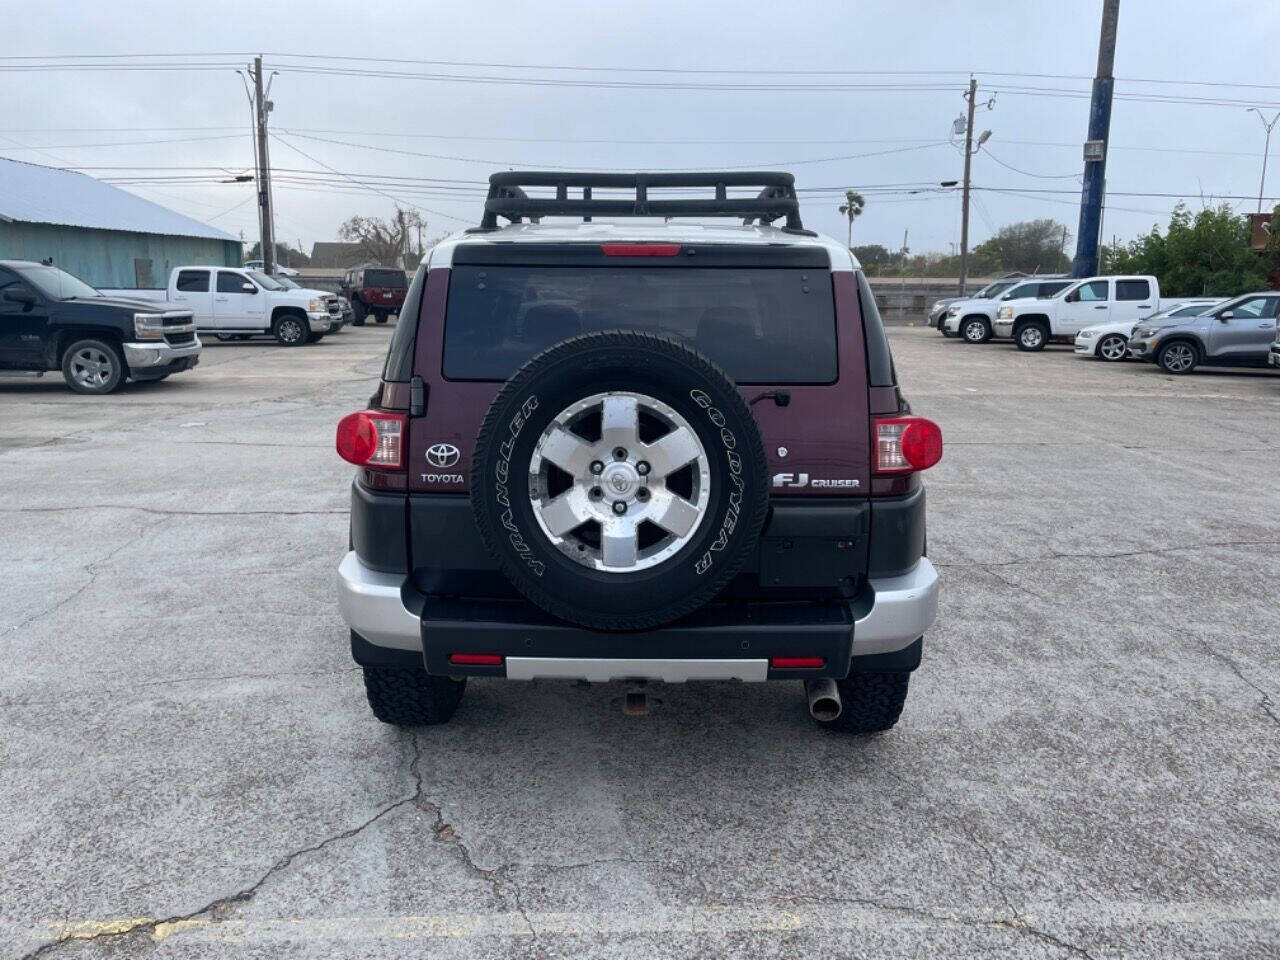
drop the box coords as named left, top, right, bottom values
left=771, top=656, right=826, bottom=669
left=449, top=653, right=503, bottom=666
left=600, top=243, right=681, bottom=257
left=873, top=416, right=943, bottom=474
left=336, top=411, right=407, bottom=468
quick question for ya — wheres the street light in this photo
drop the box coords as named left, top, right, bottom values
left=1247, top=107, right=1280, bottom=214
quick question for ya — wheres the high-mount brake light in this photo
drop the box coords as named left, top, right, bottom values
left=336, top=411, right=407, bottom=469
left=600, top=243, right=681, bottom=257
left=873, top=416, right=943, bottom=474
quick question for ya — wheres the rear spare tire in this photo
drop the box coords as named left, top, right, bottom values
left=471, top=331, right=769, bottom=631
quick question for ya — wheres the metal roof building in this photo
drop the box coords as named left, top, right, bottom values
left=0, top=157, right=241, bottom=288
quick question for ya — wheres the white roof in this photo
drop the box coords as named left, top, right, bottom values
left=428, top=220, right=858, bottom=271
left=0, top=157, right=236, bottom=242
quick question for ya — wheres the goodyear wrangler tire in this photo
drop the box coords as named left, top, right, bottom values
left=470, top=331, right=769, bottom=631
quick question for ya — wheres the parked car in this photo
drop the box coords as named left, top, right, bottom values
left=340, top=266, right=407, bottom=325
left=993, top=275, right=1170, bottom=351
left=929, top=273, right=1029, bottom=332
left=1074, top=299, right=1223, bottom=362
left=943, top=277, right=1073, bottom=343
left=101, top=267, right=341, bottom=346
left=1128, top=292, right=1280, bottom=373
left=335, top=171, right=942, bottom=734
left=243, top=259, right=299, bottom=277
left=1271, top=325, right=1280, bottom=371
left=0, top=260, right=199, bottom=394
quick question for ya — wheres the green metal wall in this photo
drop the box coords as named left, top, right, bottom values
left=0, top=222, right=240, bottom=288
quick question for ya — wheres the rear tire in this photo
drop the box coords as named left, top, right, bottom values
left=61, top=339, right=125, bottom=394
left=362, top=665, right=466, bottom=727
left=375, top=312, right=389, bottom=324
left=1015, top=321, right=1049, bottom=352
left=814, top=672, right=911, bottom=734
left=351, top=300, right=367, bottom=326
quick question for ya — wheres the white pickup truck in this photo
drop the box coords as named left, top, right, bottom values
left=992, top=275, right=1169, bottom=351
left=102, top=266, right=341, bottom=346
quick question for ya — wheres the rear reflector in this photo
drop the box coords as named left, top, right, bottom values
left=336, top=411, right=407, bottom=469
left=873, top=416, right=943, bottom=474
left=771, top=656, right=825, bottom=669
left=601, top=243, right=681, bottom=257
left=449, top=653, right=503, bottom=666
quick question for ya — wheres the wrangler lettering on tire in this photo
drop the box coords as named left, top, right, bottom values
left=470, top=331, right=768, bottom=631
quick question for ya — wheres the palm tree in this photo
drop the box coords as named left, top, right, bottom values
left=839, top=190, right=866, bottom=249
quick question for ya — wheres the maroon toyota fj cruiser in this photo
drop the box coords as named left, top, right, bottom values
left=336, top=172, right=941, bottom=733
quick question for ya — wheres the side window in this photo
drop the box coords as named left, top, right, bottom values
left=1115, top=279, right=1151, bottom=301
left=1261, top=297, right=1280, bottom=319
left=1229, top=298, right=1267, bottom=319
left=1077, top=281, right=1109, bottom=302
left=1039, top=282, right=1069, bottom=298
left=175, top=269, right=209, bottom=293
left=217, top=271, right=249, bottom=293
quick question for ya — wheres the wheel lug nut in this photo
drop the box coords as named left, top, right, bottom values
left=636, top=461, right=650, bottom=476
left=589, top=487, right=603, bottom=500
left=636, top=488, right=650, bottom=502
left=589, top=460, right=604, bottom=475
left=612, top=501, right=627, bottom=515
left=613, top=447, right=627, bottom=461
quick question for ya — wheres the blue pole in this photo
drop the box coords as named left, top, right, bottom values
left=1073, top=0, right=1120, bottom=278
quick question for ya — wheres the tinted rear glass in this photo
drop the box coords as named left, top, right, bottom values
left=365, top=269, right=407, bottom=288
left=442, top=265, right=837, bottom=383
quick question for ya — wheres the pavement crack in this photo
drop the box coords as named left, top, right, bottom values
left=1179, top=628, right=1280, bottom=730
left=19, top=736, right=425, bottom=959
left=6, top=517, right=170, bottom=636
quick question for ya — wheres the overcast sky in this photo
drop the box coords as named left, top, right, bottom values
left=6, top=0, right=1279, bottom=258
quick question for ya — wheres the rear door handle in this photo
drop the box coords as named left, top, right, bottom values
left=1094, top=305, right=1107, bottom=309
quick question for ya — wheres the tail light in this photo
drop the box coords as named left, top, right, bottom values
left=336, top=411, right=407, bottom=469
left=873, top=416, right=943, bottom=474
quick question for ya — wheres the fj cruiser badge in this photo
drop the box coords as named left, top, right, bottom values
left=773, top=473, right=860, bottom=489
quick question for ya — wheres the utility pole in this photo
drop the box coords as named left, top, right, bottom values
left=1247, top=108, right=1280, bottom=213
left=250, top=56, right=276, bottom=276
left=958, top=76, right=978, bottom=297
left=1072, top=0, right=1120, bottom=277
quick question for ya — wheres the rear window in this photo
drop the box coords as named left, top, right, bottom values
left=364, top=269, right=406, bottom=288
left=442, top=265, right=837, bottom=384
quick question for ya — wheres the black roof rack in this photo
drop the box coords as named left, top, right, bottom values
left=468, top=171, right=814, bottom=235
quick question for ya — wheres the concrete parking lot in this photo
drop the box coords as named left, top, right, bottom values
left=2, top=327, right=1278, bottom=959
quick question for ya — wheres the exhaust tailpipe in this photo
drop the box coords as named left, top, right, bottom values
left=805, top=678, right=842, bottom=722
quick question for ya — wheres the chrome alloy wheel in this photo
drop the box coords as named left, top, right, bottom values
left=1098, top=334, right=1128, bottom=361
left=69, top=346, right=115, bottom=390
left=1019, top=326, right=1045, bottom=349
left=1162, top=343, right=1195, bottom=372
left=277, top=317, right=305, bottom=343
left=529, top=391, right=711, bottom=572
left=963, top=319, right=987, bottom=343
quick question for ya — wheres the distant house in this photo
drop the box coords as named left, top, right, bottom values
left=309, top=241, right=367, bottom=269
left=0, top=157, right=240, bottom=288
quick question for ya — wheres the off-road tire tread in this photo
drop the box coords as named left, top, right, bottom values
left=819, top=671, right=911, bottom=734
left=362, top=666, right=465, bottom=726
left=471, top=329, right=769, bottom=632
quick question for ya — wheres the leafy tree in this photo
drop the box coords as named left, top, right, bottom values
left=971, top=219, right=1071, bottom=274
left=850, top=244, right=898, bottom=273
left=338, top=206, right=426, bottom=267
left=1104, top=203, right=1267, bottom=296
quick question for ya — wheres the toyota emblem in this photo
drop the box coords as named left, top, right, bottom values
left=426, top=443, right=461, bottom=468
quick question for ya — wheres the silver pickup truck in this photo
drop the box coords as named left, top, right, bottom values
left=1128, top=291, right=1280, bottom=374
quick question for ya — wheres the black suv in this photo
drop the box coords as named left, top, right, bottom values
left=335, top=172, right=942, bottom=733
